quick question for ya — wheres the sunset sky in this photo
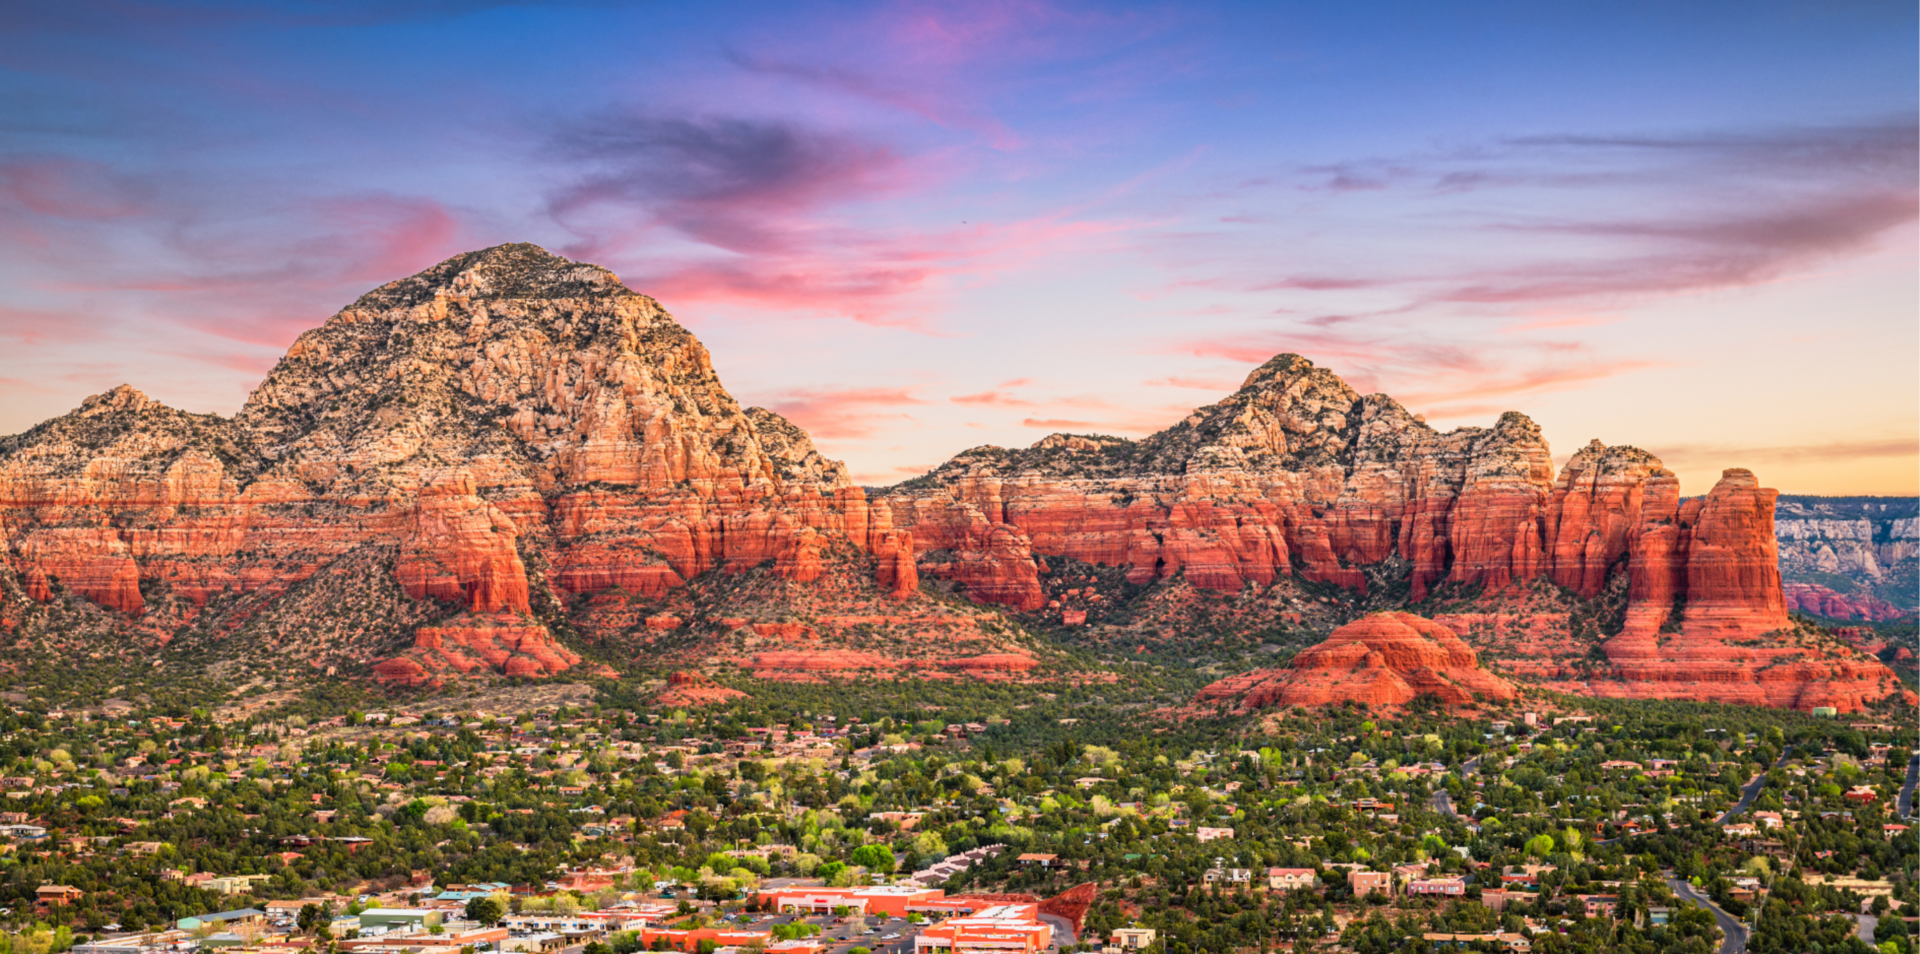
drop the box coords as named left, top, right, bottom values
left=1, top=1, right=1914, bottom=494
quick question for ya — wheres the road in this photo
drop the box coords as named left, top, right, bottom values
left=1670, top=878, right=1749, bottom=954
left=1717, top=747, right=1795, bottom=825
left=1898, top=754, right=1919, bottom=818
left=1431, top=755, right=1478, bottom=819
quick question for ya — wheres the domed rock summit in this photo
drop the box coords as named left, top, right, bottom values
left=1196, top=612, right=1518, bottom=713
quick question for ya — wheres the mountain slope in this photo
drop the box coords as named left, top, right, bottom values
left=0, top=245, right=1901, bottom=712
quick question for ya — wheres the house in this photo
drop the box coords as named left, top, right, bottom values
left=36, top=885, right=83, bottom=906
left=1884, top=824, right=1910, bottom=841
left=1194, top=827, right=1234, bottom=843
left=1406, top=878, right=1467, bottom=897
left=1845, top=786, right=1879, bottom=804
left=1349, top=871, right=1391, bottom=896
left=1203, top=868, right=1251, bottom=886
left=1581, top=895, right=1619, bottom=918
left=1016, top=853, right=1057, bottom=868
left=1107, top=928, right=1156, bottom=952
left=1267, top=868, right=1316, bottom=892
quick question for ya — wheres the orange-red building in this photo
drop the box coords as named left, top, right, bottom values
left=632, top=927, right=827, bottom=954
left=757, top=886, right=965, bottom=918
left=913, top=904, right=1052, bottom=954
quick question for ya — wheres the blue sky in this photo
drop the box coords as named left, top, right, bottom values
left=1, top=0, right=1914, bottom=491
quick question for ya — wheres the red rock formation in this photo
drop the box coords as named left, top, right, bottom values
left=657, top=671, right=748, bottom=706
left=394, top=473, right=532, bottom=614
left=1676, top=469, right=1790, bottom=638
left=873, top=529, right=919, bottom=599
left=1785, top=583, right=1913, bottom=622
left=0, top=245, right=923, bottom=685
left=375, top=614, right=582, bottom=685
left=1544, top=441, right=1668, bottom=598
left=883, top=365, right=1561, bottom=608
left=1197, top=612, right=1516, bottom=711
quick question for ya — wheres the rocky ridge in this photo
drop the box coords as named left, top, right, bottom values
left=884, top=365, right=1905, bottom=712
left=0, top=245, right=1900, bottom=711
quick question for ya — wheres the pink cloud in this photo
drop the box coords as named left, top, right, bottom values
left=0, top=304, right=100, bottom=345
left=1145, top=375, right=1236, bottom=391
left=951, top=389, right=1036, bottom=407
left=1179, top=326, right=1657, bottom=421
left=760, top=386, right=928, bottom=440
left=1650, top=438, right=1919, bottom=468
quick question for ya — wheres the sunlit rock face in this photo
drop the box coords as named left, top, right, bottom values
left=1197, top=611, right=1518, bottom=711
left=0, top=244, right=909, bottom=684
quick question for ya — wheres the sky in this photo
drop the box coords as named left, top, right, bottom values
left=0, top=0, right=1915, bottom=494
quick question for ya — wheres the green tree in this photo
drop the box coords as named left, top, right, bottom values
left=464, top=897, right=505, bottom=927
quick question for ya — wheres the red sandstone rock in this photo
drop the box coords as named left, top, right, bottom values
left=376, top=614, right=582, bottom=684
left=873, top=529, right=919, bottom=599
left=1676, top=469, right=1790, bottom=639
left=1197, top=612, right=1516, bottom=711
left=656, top=671, right=748, bottom=706
left=0, top=246, right=916, bottom=684
left=395, top=472, right=533, bottom=614
left=1784, top=583, right=1914, bottom=622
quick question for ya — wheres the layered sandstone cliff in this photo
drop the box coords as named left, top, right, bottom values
left=886, top=367, right=1903, bottom=712
left=1197, top=612, right=1517, bottom=711
left=0, top=244, right=914, bottom=685
left=0, top=245, right=1898, bottom=710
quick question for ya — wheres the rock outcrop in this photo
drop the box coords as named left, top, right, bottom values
left=0, top=245, right=1895, bottom=711
left=890, top=368, right=1902, bottom=713
left=1774, top=495, right=1918, bottom=620
left=1785, top=583, right=1913, bottom=622
left=880, top=359, right=1567, bottom=606
left=1197, top=612, right=1516, bottom=711
left=0, top=244, right=917, bottom=685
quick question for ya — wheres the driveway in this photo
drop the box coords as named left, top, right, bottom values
left=1856, top=914, right=1877, bottom=944
left=1898, top=755, right=1919, bottom=818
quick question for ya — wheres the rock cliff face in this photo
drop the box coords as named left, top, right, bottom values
left=1197, top=612, right=1516, bottom=711
left=888, top=364, right=1902, bottom=712
left=879, top=357, right=1559, bottom=606
left=1784, top=583, right=1911, bottom=622
left=0, top=246, right=1896, bottom=710
left=1774, top=496, right=1918, bottom=620
left=0, top=244, right=910, bottom=686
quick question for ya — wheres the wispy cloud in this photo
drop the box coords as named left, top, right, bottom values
left=759, top=386, right=928, bottom=440
left=1651, top=438, right=1919, bottom=468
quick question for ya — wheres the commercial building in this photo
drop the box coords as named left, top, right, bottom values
left=757, top=886, right=965, bottom=918
left=914, top=904, right=1053, bottom=954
